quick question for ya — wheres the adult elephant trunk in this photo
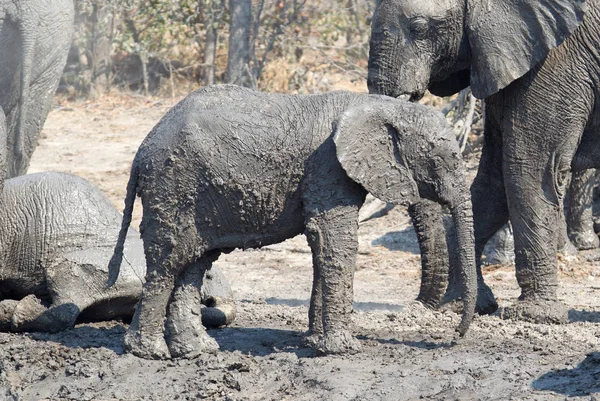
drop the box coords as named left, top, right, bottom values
left=449, top=184, right=476, bottom=335
left=12, top=4, right=39, bottom=177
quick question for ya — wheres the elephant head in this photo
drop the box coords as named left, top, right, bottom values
left=367, top=0, right=586, bottom=99
left=333, top=99, right=476, bottom=334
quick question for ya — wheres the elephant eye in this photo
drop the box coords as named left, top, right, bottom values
left=409, top=17, right=429, bottom=38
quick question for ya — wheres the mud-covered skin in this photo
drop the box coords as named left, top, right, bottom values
left=368, top=0, right=600, bottom=323
left=108, top=85, right=477, bottom=359
left=0, top=0, right=74, bottom=177
left=0, top=172, right=234, bottom=334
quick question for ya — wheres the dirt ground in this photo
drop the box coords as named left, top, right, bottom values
left=1, top=92, right=600, bottom=400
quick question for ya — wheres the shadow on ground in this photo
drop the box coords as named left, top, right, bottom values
left=356, top=334, right=455, bottom=350
left=371, top=227, right=419, bottom=253
left=533, top=352, right=600, bottom=396
left=27, top=324, right=126, bottom=353
left=210, top=327, right=316, bottom=358
left=568, top=309, right=600, bottom=323
left=264, top=297, right=404, bottom=313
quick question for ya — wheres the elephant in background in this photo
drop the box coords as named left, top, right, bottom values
left=0, top=0, right=74, bottom=177
left=108, top=84, right=477, bottom=360
left=0, top=172, right=235, bottom=333
left=368, top=0, right=600, bottom=323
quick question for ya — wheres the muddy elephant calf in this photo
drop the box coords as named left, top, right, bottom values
left=109, top=84, right=477, bottom=360
left=0, top=172, right=235, bottom=333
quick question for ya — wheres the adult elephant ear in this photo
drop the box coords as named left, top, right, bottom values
left=466, top=0, right=586, bottom=99
left=333, top=101, right=420, bottom=206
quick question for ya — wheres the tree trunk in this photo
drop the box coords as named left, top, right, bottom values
left=89, top=2, right=114, bottom=98
left=203, top=12, right=218, bottom=85
left=226, top=0, right=253, bottom=87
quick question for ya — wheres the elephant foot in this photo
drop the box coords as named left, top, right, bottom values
left=501, top=299, right=568, bottom=324
left=166, top=315, right=219, bottom=359
left=124, top=329, right=171, bottom=360
left=441, top=281, right=498, bottom=315
left=11, top=295, right=48, bottom=332
left=0, top=300, right=19, bottom=331
left=569, top=232, right=599, bottom=251
left=316, top=330, right=361, bottom=356
left=415, top=294, right=441, bottom=310
left=301, top=331, right=322, bottom=349
left=167, top=331, right=219, bottom=359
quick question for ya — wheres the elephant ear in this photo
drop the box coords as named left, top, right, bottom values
left=467, top=0, right=586, bottom=99
left=333, top=102, right=419, bottom=206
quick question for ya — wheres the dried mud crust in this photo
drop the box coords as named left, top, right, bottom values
left=4, top=96, right=597, bottom=400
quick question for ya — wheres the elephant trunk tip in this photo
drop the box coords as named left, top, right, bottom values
left=457, top=296, right=475, bottom=337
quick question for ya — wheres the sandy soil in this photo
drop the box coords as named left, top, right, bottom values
left=1, top=93, right=599, bottom=400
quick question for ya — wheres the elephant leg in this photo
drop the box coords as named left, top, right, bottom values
left=125, top=217, right=200, bottom=359
left=409, top=200, right=449, bottom=308
left=501, top=166, right=570, bottom=323
left=305, top=203, right=362, bottom=355
left=165, top=254, right=221, bottom=359
left=565, top=169, right=599, bottom=250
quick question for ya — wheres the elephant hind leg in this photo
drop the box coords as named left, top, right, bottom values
left=165, top=252, right=221, bottom=359
left=126, top=218, right=203, bottom=359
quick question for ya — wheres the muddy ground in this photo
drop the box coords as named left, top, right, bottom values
left=1, top=93, right=600, bottom=400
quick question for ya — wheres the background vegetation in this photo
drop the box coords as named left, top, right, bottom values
left=65, top=0, right=372, bottom=96
left=62, top=0, right=482, bottom=152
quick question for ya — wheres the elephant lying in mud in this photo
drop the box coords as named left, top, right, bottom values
left=0, top=172, right=235, bottom=333
left=108, top=84, right=477, bottom=360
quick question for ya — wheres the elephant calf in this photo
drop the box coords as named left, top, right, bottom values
left=109, top=84, right=477, bottom=359
left=0, top=172, right=235, bottom=334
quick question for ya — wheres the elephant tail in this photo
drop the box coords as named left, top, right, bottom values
left=107, top=163, right=139, bottom=288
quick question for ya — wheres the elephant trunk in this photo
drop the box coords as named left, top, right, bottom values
left=449, top=187, right=477, bottom=336
left=201, top=296, right=236, bottom=328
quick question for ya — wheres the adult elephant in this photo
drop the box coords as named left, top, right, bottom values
left=0, top=0, right=74, bottom=177
left=368, top=0, right=600, bottom=323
